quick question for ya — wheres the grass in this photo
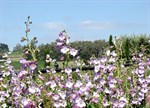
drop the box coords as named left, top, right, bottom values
left=0, top=52, right=77, bottom=70
left=0, top=60, right=77, bottom=70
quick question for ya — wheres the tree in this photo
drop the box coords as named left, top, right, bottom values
left=109, top=35, right=115, bottom=51
left=0, top=43, right=9, bottom=53
left=13, top=43, right=23, bottom=53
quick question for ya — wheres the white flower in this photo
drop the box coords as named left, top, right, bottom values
left=76, top=99, right=86, bottom=107
left=61, top=100, right=67, bottom=107
left=66, top=38, right=70, bottom=44
left=5, top=92, right=10, bottom=98
left=94, top=65, right=100, bottom=73
left=141, top=88, right=148, bottom=93
left=106, top=50, right=110, bottom=56
left=50, top=80, right=57, bottom=89
left=59, top=35, right=66, bottom=41
left=111, top=51, right=117, bottom=57
left=2, top=53, right=8, bottom=58
left=58, top=91, right=66, bottom=100
left=45, top=81, right=51, bottom=86
left=60, top=46, right=70, bottom=54
left=66, top=81, right=73, bottom=88
left=0, top=96, right=5, bottom=102
left=93, top=92, right=99, bottom=98
left=6, top=58, right=11, bottom=64
left=120, top=97, right=127, bottom=103
left=56, top=41, right=64, bottom=46
left=79, top=86, right=87, bottom=93
left=86, top=81, right=93, bottom=88
left=2, top=103, right=7, bottom=108
left=28, top=86, right=36, bottom=94
left=4, top=71, right=10, bottom=76
left=70, top=48, right=78, bottom=56
left=109, top=56, right=116, bottom=62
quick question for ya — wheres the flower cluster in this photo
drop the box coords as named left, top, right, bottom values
left=0, top=30, right=150, bottom=108
left=56, top=30, right=78, bottom=57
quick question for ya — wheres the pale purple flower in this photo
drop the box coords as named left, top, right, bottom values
left=28, top=86, right=39, bottom=94
left=141, top=87, right=148, bottom=93
left=118, top=101, right=126, bottom=108
left=74, top=80, right=83, bottom=88
left=100, top=79, right=106, bottom=86
left=52, top=94, right=60, bottom=100
left=109, top=82, right=115, bottom=88
left=113, top=101, right=119, bottom=107
left=138, top=95, right=144, bottom=101
left=21, top=98, right=31, bottom=107
left=102, top=99, right=110, bottom=107
left=65, top=67, right=72, bottom=75
left=100, top=58, right=107, bottom=63
left=91, top=97, right=99, bottom=103
left=50, top=80, right=57, bottom=89
left=30, top=63, right=37, bottom=70
left=46, top=92, right=52, bottom=97
left=45, top=81, right=51, bottom=86
left=54, top=101, right=61, bottom=108
left=20, top=58, right=29, bottom=64
left=132, top=99, right=139, bottom=105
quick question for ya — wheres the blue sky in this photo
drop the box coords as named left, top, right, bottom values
left=0, top=0, right=150, bottom=51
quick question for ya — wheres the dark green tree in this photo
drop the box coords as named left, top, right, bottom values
left=109, top=35, right=115, bottom=51
left=0, top=43, right=9, bottom=53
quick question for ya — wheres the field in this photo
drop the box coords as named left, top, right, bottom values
left=0, top=17, right=150, bottom=108
left=1, top=52, right=77, bottom=70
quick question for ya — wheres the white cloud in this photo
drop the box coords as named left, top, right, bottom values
left=43, top=22, right=67, bottom=30
left=78, top=20, right=147, bottom=30
left=79, top=20, right=117, bottom=30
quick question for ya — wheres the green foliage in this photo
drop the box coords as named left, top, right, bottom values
left=0, top=43, right=9, bottom=55
left=108, top=35, right=116, bottom=51
left=38, top=40, right=108, bottom=61
left=71, top=40, right=108, bottom=60
left=12, top=43, right=23, bottom=53
left=124, top=38, right=130, bottom=60
left=121, top=34, right=150, bottom=60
